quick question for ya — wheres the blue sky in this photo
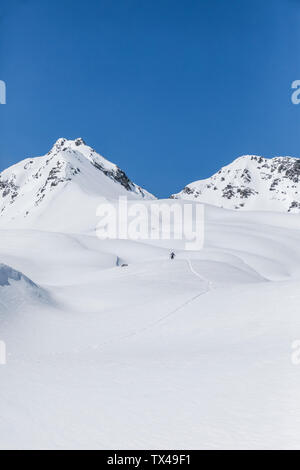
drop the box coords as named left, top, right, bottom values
left=1, top=0, right=300, bottom=197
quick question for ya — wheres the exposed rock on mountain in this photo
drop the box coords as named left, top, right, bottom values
left=171, top=155, right=300, bottom=212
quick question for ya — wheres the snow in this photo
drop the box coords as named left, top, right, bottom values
left=172, top=154, right=300, bottom=212
left=0, top=263, right=49, bottom=313
left=1, top=141, right=300, bottom=449
left=0, top=138, right=155, bottom=231
left=1, top=198, right=300, bottom=449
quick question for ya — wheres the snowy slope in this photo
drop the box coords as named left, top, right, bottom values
left=0, top=138, right=154, bottom=231
left=1, top=202, right=300, bottom=449
left=1, top=141, right=300, bottom=449
left=172, top=154, right=300, bottom=212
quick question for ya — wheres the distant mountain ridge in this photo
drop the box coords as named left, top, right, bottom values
left=171, top=154, right=300, bottom=212
left=2, top=143, right=300, bottom=233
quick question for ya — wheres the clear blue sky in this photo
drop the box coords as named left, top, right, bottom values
left=1, top=0, right=300, bottom=197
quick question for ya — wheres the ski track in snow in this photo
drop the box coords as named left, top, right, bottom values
left=186, top=258, right=213, bottom=289
left=96, top=259, right=211, bottom=349
left=1, top=201, right=300, bottom=449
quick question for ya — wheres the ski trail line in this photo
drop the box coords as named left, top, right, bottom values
left=185, top=258, right=213, bottom=290
left=98, top=259, right=211, bottom=349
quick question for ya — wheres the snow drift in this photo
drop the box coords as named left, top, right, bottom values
left=0, top=263, right=48, bottom=312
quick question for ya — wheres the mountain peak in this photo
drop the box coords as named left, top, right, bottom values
left=50, top=137, right=87, bottom=153
left=50, top=137, right=67, bottom=152
left=172, top=154, right=300, bottom=213
left=0, top=138, right=155, bottom=229
left=74, top=137, right=86, bottom=146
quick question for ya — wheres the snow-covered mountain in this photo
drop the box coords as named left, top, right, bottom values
left=3, top=143, right=300, bottom=450
left=172, top=154, right=300, bottom=212
left=0, top=138, right=154, bottom=231
left=2, top=140, right=300, bottom=448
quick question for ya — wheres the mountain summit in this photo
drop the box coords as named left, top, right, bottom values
left=0, top=138, right=154, bottom=231
left=171, top=154, right=300, bottom=212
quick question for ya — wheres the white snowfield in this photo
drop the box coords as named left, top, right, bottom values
left=1, top=141, right=300, bottom=449
left=0, top=201, right=300, bottom=450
